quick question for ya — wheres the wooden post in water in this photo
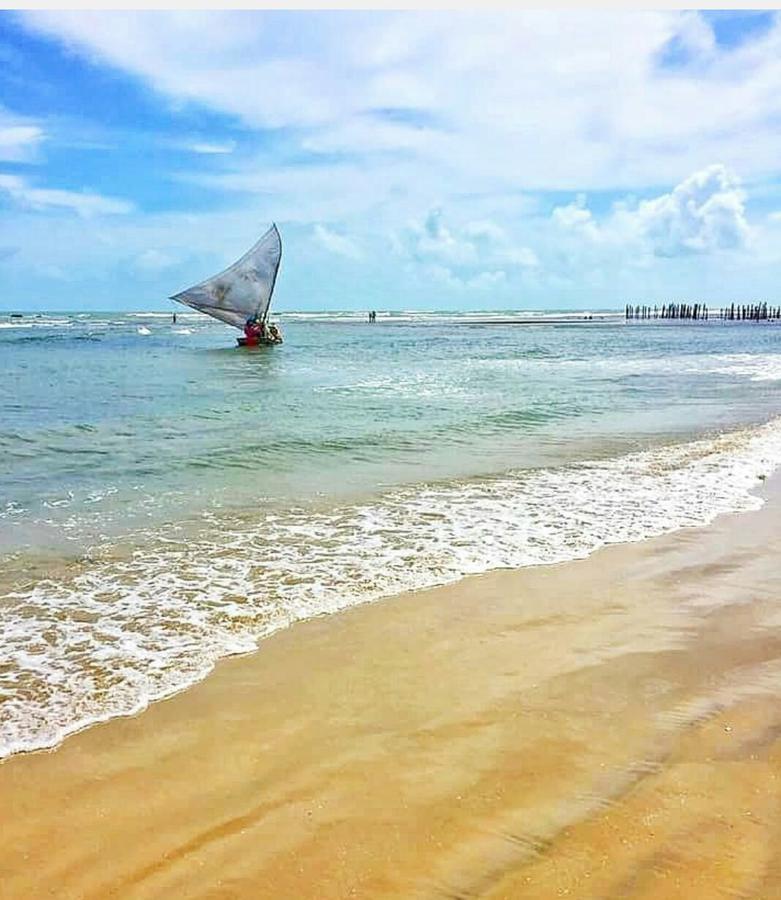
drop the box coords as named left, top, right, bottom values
left=624, top=299, right=778, bottom=325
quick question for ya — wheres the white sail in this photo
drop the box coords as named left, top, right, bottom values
left=171, top=224, right=281, bottom=329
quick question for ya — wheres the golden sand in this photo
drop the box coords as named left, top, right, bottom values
left=2, top=483, right=781, bottom=899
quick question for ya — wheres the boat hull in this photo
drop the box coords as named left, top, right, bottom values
left=237, top=336, right=283, bottom=347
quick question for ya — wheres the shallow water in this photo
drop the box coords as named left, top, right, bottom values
left=2, top=309, right=781, bottom=756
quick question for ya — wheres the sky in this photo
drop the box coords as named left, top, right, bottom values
left=1, top=9, right=781, bottom=311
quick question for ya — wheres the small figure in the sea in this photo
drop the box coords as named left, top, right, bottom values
left=172, top=312, right=177, bottom=324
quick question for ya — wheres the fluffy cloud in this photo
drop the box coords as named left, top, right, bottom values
left=313, top=224, right=362, bottom=259
left=550, top=164, right=750, bottom=259
left=0, top=174, right=133, bottom=216
left=19, top=11, right=355, bottom=130
left=405, top=209, right=477, bottom=265
left=5, top=12, right=781, bottom=307
left=552, top=194, right=603, bottom=242
left=18, top=10, right=781, bottom=196
left=400, top=209, right=537, bottom=270
left=394, top=209, right=536, bottom=294
left=632, top=164, right=749, bottom=256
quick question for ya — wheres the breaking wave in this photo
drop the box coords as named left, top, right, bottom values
left=2, top=417, right=781, bottom=758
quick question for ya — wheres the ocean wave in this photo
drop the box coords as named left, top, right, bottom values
left=499, top=351, right=781, bottom=383
left=710, top=354, right=781, bottom=381
left=128, top=312, right=203, bottom=319
left=0, top=319, right=73, bottom=331
left=2, top=418, right=781, bottom=758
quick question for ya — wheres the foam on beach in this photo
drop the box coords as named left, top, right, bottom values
left=2, top=417, right=781, bottom=758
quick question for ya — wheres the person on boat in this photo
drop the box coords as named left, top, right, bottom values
left=244, top=316, right=263, bottom=345
left=268, top=323, right=281, bottom=342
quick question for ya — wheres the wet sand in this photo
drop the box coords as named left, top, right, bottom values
left=2, top=480, right=781, bottom=899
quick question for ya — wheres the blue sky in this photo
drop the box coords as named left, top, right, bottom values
left=1, top=10, right=781, bottom=311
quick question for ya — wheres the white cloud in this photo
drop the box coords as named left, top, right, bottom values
left=391, top=208, right=536, bottom=294
left=301, top=116, right=439, bottom=155
left=465, top=221, right=539, bottom=267
left=632, top=163, right=750, bottom=256
left=177, top=156, right=443, bottom=224
left=20, top=11, right=352, bottom=130
left=18, top=9, right=781, bottom=197
left=185, top=140, right=236, bottom=155
left=0, top=107, right=44, bottom=161
left=312, top=224, right=362, bottom=259
left=406, top=209, right=477, bottom=265
left=426, top=263, right=506, bottom=291
left=133, top=248, right=175, bottom=272
left=466, top=269, right=507, bottom=290
left=0, top=174, right=133, bottom=217
left=6, top=12, right=781, bottom=307
left=504, top=246, right=540, bottom=267
left=463, top=220, right=506, bottom=243
left=552, top=194, right=603, bottom=242
left=548, top=164, right=750, bottom=260
left=400, top=209, right=538, bottom=274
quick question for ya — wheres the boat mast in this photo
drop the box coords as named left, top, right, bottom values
left=262, top=223, right=281, bottom=324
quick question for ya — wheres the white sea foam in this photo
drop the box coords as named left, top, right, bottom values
left=0, top=318, right=73, bottom=329
left=129, top=312, right=203, bottom=320
left=709, top=354, right=781, bottom=381
left=4, top=322, right=81, bottom=334
left=530, top=352, right=781, bottom=382
left=2, top=419, right=781, bottom=758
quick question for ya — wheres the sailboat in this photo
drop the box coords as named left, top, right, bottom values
left=170, top=224, right=283, bottom=347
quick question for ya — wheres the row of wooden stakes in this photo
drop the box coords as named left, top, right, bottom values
left=625, top=303, right=781, bottom=321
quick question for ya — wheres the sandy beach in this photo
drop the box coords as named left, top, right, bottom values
left=5, top=8, right=781, bottom=899
left=2, top=477, right=781, bottom=899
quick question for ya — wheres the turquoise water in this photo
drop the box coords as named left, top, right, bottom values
left=2, top=309, right=781, bottom=756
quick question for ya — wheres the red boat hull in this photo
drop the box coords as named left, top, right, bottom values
left=237, top=336, right=283, bottom=347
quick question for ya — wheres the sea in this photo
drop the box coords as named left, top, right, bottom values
left=2, top=308, right=781, bottom=758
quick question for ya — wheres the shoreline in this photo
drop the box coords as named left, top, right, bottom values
left=0, top=416, right=781, bottom=765
left=3, top=478, right=781, bottom=897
